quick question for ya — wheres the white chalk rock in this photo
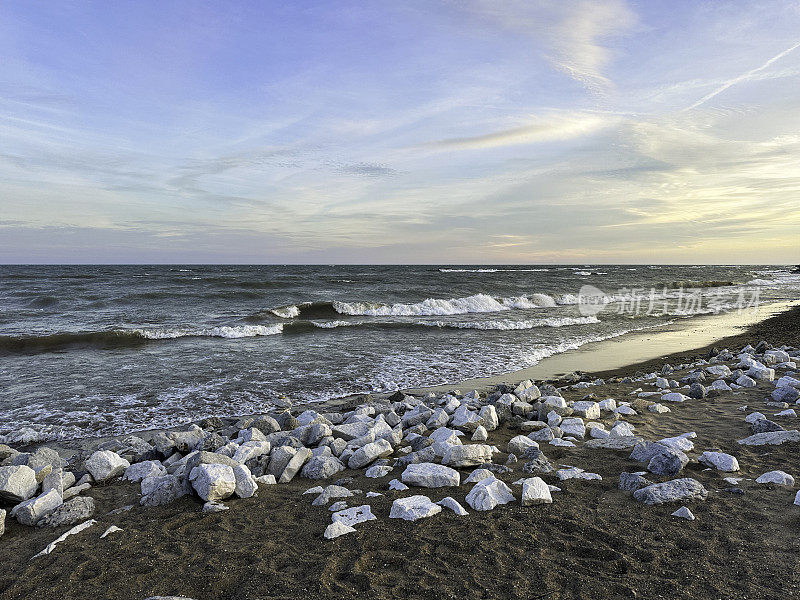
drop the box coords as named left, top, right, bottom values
left=756, top=470, right=795, bottom=485
left=559, top=417, right=586, bottom=439
left=189, top=464, right=236, bottom=502
left=331, top=504, right=377, bottom=527
left=365, top=465, right=393, bottom=478
left=736, top=375, right=757, bottom=388
left=0, top=465, right=38, bottom=503
left=348, top=439, right=393, bottom=470
left=464, top=476, right=515, bottom=511
left=598, top=399, right=617, bottom=412
left=671, top=506, right=695, bottom=520
left=324, top=521, right=357, bottom=539
left=507, top=435, right=538, bottom=456
left=12, top=489, right=63, bottom=526
left=661, top=393, right=688, bottom=403
left=389, top=495, right=442, bottom=521
left=437, top=496, right=468, bottom=516
left=571, top=401, right=600, bottom=420
left=233, top=464, right=258, bottom=498
left=738, top=430, right=800, bottom=446
left=556, top=467, right=602, bottom=481
left=401, top=463, right=460, bottom=488
left=464, top=468, right=494, bottom=484
left=32, top=519, right=96, bottom=559
left=442, top=444, right=493, bottom=467
left=471, top=426, right=488, bottom=442
left=521, top=477, right=552, bottom=506
left=100, top=525, right=123, bottom=538
left=85, top=450, right=130, bottom=483
left=123, top=460, right=166, bottom=483
left=388, top=478, right=409, bottom=491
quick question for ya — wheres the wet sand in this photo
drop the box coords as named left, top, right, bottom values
left=2, top=304, right=800, bottom=600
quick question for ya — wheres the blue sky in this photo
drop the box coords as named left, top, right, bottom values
left=1, top=0, right=799, bottom=263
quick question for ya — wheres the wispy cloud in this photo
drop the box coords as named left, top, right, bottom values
left=686, top=40, right=800, bottom=110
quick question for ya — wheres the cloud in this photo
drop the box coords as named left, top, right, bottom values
left=457, top=0, right=637, bottom=93
left=686, top=40, right=800, bottom=110
left=424, top=111, right=616, bottom=150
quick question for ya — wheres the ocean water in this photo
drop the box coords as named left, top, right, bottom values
left=1, top=264, right=798, bottom=442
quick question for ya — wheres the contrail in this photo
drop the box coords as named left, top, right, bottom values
left=685, top=40, right=800, bottom=111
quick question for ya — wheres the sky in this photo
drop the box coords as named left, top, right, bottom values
left=1, top=0, right=799, bottom=264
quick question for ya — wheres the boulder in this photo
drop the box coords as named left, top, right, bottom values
left=738, top=430, right=800, bottom=446
left=233, top=464, right=258, bottom=498
left=0, top=465, right=38, bottom=503
left=471, top=426, right=488, bottom=442
left=123, top=460, right=166, bottom=483
left=507, top=435, right=538, bottom=456
left=401, top=463, right=460, bottom=488
left=331, top=505, right=377, bottom=527
left=12, top=489, right=63, bottom=526
left=324, top=521, right=356, bottom=539
left=571, top=401, right=600, bottom=419
left=437, top=496, right=468, bottom=516
left=522, top=450, right=554, bottom=474
left=671, top=506, right=695, bottom=520
left=37, top=497, right=95, bottom=528
left=478, top=406, right=499, bottom=431
left=85, top=451, right=130, bottom=483
left=232, top=441, right=271, bottom=464
left=756, top=470, right=795, bottom=485
left=389, top=495, right=443, bottom=521
left=559, top=417, right=586, bottom=439
left=140, top=474, right=186, bottom=506
left=312, top=485, right=353, bottom=506
left=348, top=439, right=392, bottom=470
left=772, top=386, right=800, bottom=404
left=647, top=448, right=689, bottom=477
left=699, top=451, right=739, bottom=472
left=364, top=465, right=393, bottom=479
left=442, top=444, right=493, bottom=467
left=521, top=477, right=552, bottom=506
left=619, top=472, right=652, bottom=492
left=556, top=467, right=601, bottom=481
left=301, top=455, right=345, bottom=480
left=584, top=436, right=642, bottom=450
left=465, top=476, right=515, bottom=511
left=279, top=447, right=313, bottom=483
left=189, top=464, right=236, bottom=502
left=267, top=446, right=298, bottom=479
left=633, top=478, right=708, bottom=505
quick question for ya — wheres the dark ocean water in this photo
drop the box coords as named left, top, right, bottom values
left=1, top=264, right=798, bottom=442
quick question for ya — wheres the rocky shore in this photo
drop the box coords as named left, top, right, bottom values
left=2, top=308, right=800, bottom=599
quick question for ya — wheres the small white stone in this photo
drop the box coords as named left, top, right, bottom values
left=324, top=521, right=356, bottom=539
left=100, top=525, right=123, bottom=538
left=699, top=451, right=739, bottom=472
left=389, top=495, right=442, bottom=521
left=437, top=496, right=468, bottom=516
left=464, top=468, right=494, bottom=484
left=331, top=504, right=377, bottom=527
left=388, top=479, right=409, bottom=491
left=756, top=470, right=794, bottom=485
left=671, top=506, right=695, bottom=520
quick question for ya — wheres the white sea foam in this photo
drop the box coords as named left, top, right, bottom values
left=439, top=268, right=550, bottom=273
left=333, top=293, right=556, bottom=317
left=270, top=305, right=301, bottom=318
left=135, top=324, right=284, bottom=339
left=422, top=316, right=600, bottom=330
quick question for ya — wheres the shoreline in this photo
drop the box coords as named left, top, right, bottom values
left=17, top=299, right=800, bottom=455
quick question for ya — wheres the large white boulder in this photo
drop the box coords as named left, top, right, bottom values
left=507, top=435, right=538, bottom=456
left=571, top=401, right=600, bottom=420
left=0, top=465, right=38, bottom=503
left=348, top=439, right=392, bottom=470
left=85, top=450, right=130, bottom=483
left=401, top=463, right=460, bottom=488
left=521, top=477, right=552, bottom=506
left=389, top=495, right=442, bottom=521
left=12, top=489, right=63, bottom=526
left=559, top=418, right=586, bottom=439
left=279, top=447, right=313, bottom=483
left=123, top=460, right=166, bottom=483
left=441, top=444, right=492, bottom=467
left=233, top=464, right=258, bottom=498
left=189, top=464, right=236, bottom=502
left=699, top=451, right=739, bottom=472
left=465, top=476, right=515, bottom=511
left=756, top=470, right=795, bottom=485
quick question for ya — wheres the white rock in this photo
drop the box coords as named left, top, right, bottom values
left=233, top=464, right=258, bottom=499
left=745, top=412, right=766, bottom=424
left=255, top=474, right=277, bottom=485
left=549, top=439, right=575, bottom=447
left=331, top=505, right=377, bottom=527
left=706, top=365, right=731, bottom=377
left=559, top=417, right=586, bottom=439
left=521, top=477, right=552, bottom=506
left=189, top=464, right=236, bottom=502
left=388, top=478, right=409, bottom=491
left=756, top=470, right=795, bottom=485
left=571, top=401, right=600, bottom=420
left=738, top=430, right=800, bottom=446
left=85, top=450, right=130, bottom=483
left=507, top=435, right=538, bottom=456
left=556, top=467, right=602, bottom=481
left=389, top=495, right=442, bottom=521
left=465, top=476, right=515, bottom=511
left=610, top=422, right=636, bottom=437
left=699, top=451, right=739, bottom=472
left=12, top=489, right=63, bottom=526
left=616, top=405, right=637, bottom=415
left=776, top=376, right=800, bottom=388
left=723, top=477, right=742, bottom=485
left=736, top=375, right=757, bottom=388
left=324, top=521, right=357, bottom=539
left=348, top=439, right=393, bottom=470
left=401, top=463, right=460, bottom=488
left=365, top=465, right=393, bottom=478
left=100, top=525, right=123, bottom=538
left=671, top=506, right=695, bottom=520
left=661, top=393, right=688, bottom=403
left=123, top=461, right=166, bottom=483
left=589, top=425, right=610, bottom=439
left=775, top=409, right=797, bottom=418
left=437, top=496, right=468, bottom=516
left=32, top=519, right=97, bottom=559
left=598, top=399, right=617, bottom=412
left=279, top=447, right=313, bottom=483
left=709, top=379, right=732, bottom=392
left=747, top=364, right=774, bottom=381
left=442, top=444, right=493, bottom=467
left=471, top=426, right=488, bottom=442
left=366, top=492, right=383, bottom=498
left=0, top=465, right=38, bottom=503
left=795, top=490, right=800, bottom=507
left=478, top=406, right=498, bottom=431
left=659, top=435, right=695, bottom=452
left=649, top=403, right=671, bottom=414
left=464, top=468, right=494, bottom=484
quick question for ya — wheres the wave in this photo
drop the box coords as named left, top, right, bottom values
left=438, top=268, right=550, bottom=273
left=134, top=324, right=283, bottom=339
left=333, top=293, right=545, bottom=316
left=663, top=280, right=735, bottom=289
left=421, top=316, right=600, bottom=330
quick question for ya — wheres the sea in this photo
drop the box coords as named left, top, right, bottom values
left=1, top=264, right=798, bottom=442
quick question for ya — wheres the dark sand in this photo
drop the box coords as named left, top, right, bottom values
left=2, top=306, right=800, bottom=600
